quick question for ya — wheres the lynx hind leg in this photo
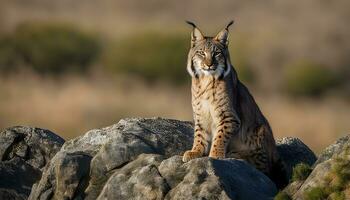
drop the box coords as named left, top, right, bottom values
left=182, top=125, right=209, bottom=162
left=245, top=125, right=289, bottom=188
left=254, top=125, right=289, bottom=187
left=232, top=126, right=270, bottom=173
left=226, top=148, right=269, bottom=173
left=244, top=148, right=270, bottom=174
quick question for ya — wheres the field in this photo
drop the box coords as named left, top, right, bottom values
left=0, top=73, right=348, bottom=153
left=0, top=0, right=349, bottom=153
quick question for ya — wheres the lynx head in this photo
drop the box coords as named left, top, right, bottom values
left=186, top=21, right=234, bottom=79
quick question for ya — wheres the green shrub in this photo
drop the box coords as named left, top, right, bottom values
left=332, top=154, right=350, bottom=190
left=103, top=32, right=188, bottom=84
left=291, top=163, right=313, bottom=182
left=329, top=192, right=345, bottom=200
left=274, top=191, right=291, bottom=200
left=284, top=61, right=338, bottom=97
left=304, top=187, right=329, bottom=200
left=0, top=22, right=100, bottom=74
left=303, top=149, right=350, bottom=200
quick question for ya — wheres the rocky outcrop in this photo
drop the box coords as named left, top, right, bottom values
left=0, top=126, right=64, bottom=200
left=313, top=134, right=350, bottom=166
left=96, top=154, right=277, bottom=200
left=29, top=118, right=194, bottom=200
left=281, top=134, right=350, bottom=200
left=25, top=118, right=315, bottom=200
left=0, top=118, right=322, bottom=200
left=276, top=137, right=317, bottom=180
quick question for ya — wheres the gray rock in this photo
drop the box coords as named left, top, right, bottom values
left=0, top=158, right=40, bottom=198
left=28, top=118, right=281, bottom=200
left=282, top=134, right=350, bottom=200
left=158, top=156, right=186, bottom=188
left=282, top=180, right=304, bottom=198
left=162, top=156, right=277, bottom=200
left=26, top=118, right=316, bottom=199
left=292, top=159, right=332, bottom=199
left=30, top=118, right=194, bottom=200
left=55, top=152, right=92, bottom=200
left=276, top=137, right=317, bottom=179
left=0, top=188, right=27, bottom=200
left=96, top=154, right=169, bottom=200
left=96, top=154, right=277, bottom=200
left=314, top=134, right=350, bottom=166
left=0, top=126, right=64, bottom=199
left=0, top=126, right=64, bottom=168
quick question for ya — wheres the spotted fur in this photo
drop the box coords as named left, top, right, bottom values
left=182, top=21, right=288, bottom=187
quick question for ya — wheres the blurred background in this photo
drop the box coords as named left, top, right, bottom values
left=0, top=0, right=349, bottom=153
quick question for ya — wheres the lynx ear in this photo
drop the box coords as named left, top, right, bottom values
left=186, top=21, right=204, bottom=46
left=214, top=20, right=234, bottom=45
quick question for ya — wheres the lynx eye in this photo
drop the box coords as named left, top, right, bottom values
left=197, top=51, right=205, bottom=57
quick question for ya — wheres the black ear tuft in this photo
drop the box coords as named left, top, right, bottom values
left=186, top=21, right=197, bottom=28
left=225, top=20, right=234, bottom=30
left=187, top=21, right=204, bottom=44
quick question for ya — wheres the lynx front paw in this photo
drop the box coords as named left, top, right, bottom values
left=209, top=151, right=225, bottom=159
left=182, top=150, right=203, bottom=162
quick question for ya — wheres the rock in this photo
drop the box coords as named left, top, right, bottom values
left=0, top=119, right=318, bottom=200
left=281, top=134, right=350, bottom=200
left=292, top=159, right=332, bottom=199
left=0, top=158, right=41, bottom=198
left=276, top=137, right=317, bottom=179
left=29, top=118, right=283, bottom=200
left=0, top=126, right=64, bottom=199
left=95, top=154, right=277, bottom=200
left=55, top=152, right=92, bottom=199
left=314, top=134, right=350, bottom=166
left=282, top=180, right=304, bottom=198
left=160, top=156, right=277, bottom=200
left=94, top=154, right=277, bottom=200
left=0, top=126, right=64, bottom=168
left=0, top=188, right=27, bottom=200
left=96, top=154, right=169, bottom=200
left=29, top=118, right=194, bottom=200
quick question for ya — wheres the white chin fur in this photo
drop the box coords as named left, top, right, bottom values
left=195, top=65, right=225, bottom=77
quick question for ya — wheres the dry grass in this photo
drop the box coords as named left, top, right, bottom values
left=0, top=0, right=349, bottom=155
left=2, top=0, right=350, bottom=98
left=0, top=73, right=192, bottom=138
left=0, top=73, right=349, bottom=153
left=259, top=95, right=350, bottom=152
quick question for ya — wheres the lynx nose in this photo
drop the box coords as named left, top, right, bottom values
left=204, top=54, right=213, bottom=67
left=204, top=60, right=213, bottom=68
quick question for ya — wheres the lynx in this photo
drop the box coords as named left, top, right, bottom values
left=182, top=21, right=287, bottom=187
